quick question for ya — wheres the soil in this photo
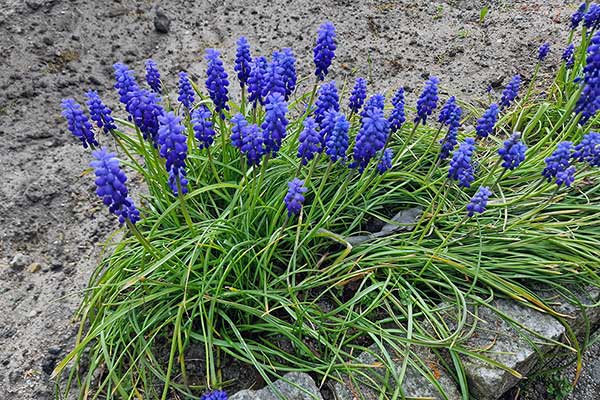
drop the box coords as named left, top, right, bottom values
left=0, top=0, right=594, bottom=399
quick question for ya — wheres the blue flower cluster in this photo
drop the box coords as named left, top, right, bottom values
left=498, top=133, right=527, bottom=170
left=448, top=137, right=475, bottom=188
left=575, top=30, right=600, bottom=124
left=274, top=48, right=297, bottom=100
left=584, top=4, right=600, bottom=31
left=562, top=44, right=575, bottom=69
left=500, top=75, right=521, bottom=109
left=466, top=186, right=492, bottom=217
left=192, top=105, right=216, bottom=150
left=573, top=132, right=600, bottom=167
left=348, top=77, right=367, bottom=114
left=377, top=148, right=393, bottom=174
left=315, top=81, right=339, bottom=126
left=205, top=49, right=230, bottom=117
left=241, top=123, right=265, bottom=166
left=538, top=43, right=550, bottom=61
left=157, top=112, right=189, bottom=195
left=439, top=106, right=462, bottom=161
left=235, top=37, right=252, bottom=87
left=542, top=141, right=576, bottom=187
left=284, top=178, right=307, bottom=216
left=248, top=56, right=268, bottom=106
left=230, top=113, right=248, bottom=150
left=262, top=93, right=288, bottom=155
left=571, top=2, right=587, bottom=30
left=298, top=117, right=322, bottom=165
left=86, top=90, right=117, bottom=134
left=113, top=63, right=139, bottom=105
left=126, top=88, right=164, bottom=145
left=389, top=87, right=406, bottom=133
left=263, top=57, right=286, bottom=98
left=314, top=22, right=336, bottom=81
left=62, top=98, right=98, bottom=148
left=352, top=103, right=389, bottom=170
left=200, top=390, right=228, bottom=400
left=145, top=59, right=162, bottom=94
left=415, top=76, right=440, bottom=125
left=325, top=112, right=350, bottom=163
left=438, top=97, right=459, bottom=126
left=475, top=103, right=499, bottom=138
left=178, top=71, right=195, bottom=110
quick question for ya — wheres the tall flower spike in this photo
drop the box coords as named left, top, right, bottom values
left=562, top=44, right=575, bottom=69
left=348, top=77, right=367, bottom=114
left=389, top=87, right=406, bottom=133
left=538, top=43, right=550, bottom=61
left=275, top=48, right=297, bottom=100
left=314, top=81, right=339, bottom=126
left=145, top=59, right=162, bottom=94
left=475, top=103, right=499, bottom=138
left=584, top=4, right=600, bottom=31
left=352, top=105, right=390, bottom=171
left=448, top=137, right=476, bottom=188
left=240, top=123, right=265, bottom=166
left=261, top=93, right=288, bottom=155
left=439, top=106, right=462, bottom=161
left=499, top=75, right=521, bottom=109
left=571, top=2, right=587, bottom=30
left=575, top=31, right=600, bottom=124
left=262, top=58, right=286, bottom=98
left=113, top=63, right=139, bottom=106
left=157, top=112, right=189, bottom=195
left=498, top=132, right=527, bottom=170
left=230, top=113, right=248, bottom=150
left=438, top=96, right=457, bottom=126
left=467, top=186, right=492, bottom=217
left=572, top=132, right=600, bottom=167
left=178, top=71, right=195, bottom=110
left=126, top=88, right=164, bottom=146
left=248, top=56, right=268, bottom=106
left=361, top=94, right=385, bottom=117
left=90, top=148, right=140, bottom=224
left=377, top=148, right=393, bottom=174
left=325, top=112, right=350, bottom=163
left=62, top=98, right=98, bottom=149
left=86, top=90, right=117, bottom=134
left=542, top=141, right=575, bottom=187
left=205, top=49, right=230, bottom=117
left=415, top=76, right=440, bottom=125
left=297, top=117, right=322, bottom=165
left=284, top=178, right=307, bottom=217
left=192, top=105, right=216, bottom=150
left=200, top=390, right=228, bottom=400
left=234, top=37, right=252, bottom=88
left=313, top=21, right=336, bottom=81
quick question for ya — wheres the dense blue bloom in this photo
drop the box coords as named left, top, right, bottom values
left=538, top=43, right=550, bottom=61
left=389, top=87, right=406, bottom=133
left=415, top=76, right=440, bottom=125
left=192, top=105, right=216, bottom=150
left=262, top=58, right=287, bottom=98
left=377, top=148, right=393, bottom=174
left=314, top=81, right=339, bottom=126
left=448, top=137, right=476, bottom=188
left=113, top=63, right=139, bottom=106
left=352, top=106, right=390, bottom=171
left=572, top=132, right=600, bottom=167
left=241, top=123, right=265, bottom=166
left=499, top=75, right=521, bottom=109
left=325, top=112, right=349, bottom=163
left=261, top=93, right=288, bottom=155
left=205, top=49, right=230, bottom=117
left=498, top=132, right=527, bottom=170
left=145, top=59, right=162, bottom=94
left=466, top=186, right=492, bottom=217
left=572, top=3, right=587, bottom=30
left=90, top=148, right=140, bottom=224
left=86, top=90, right=117, bottom=133
left=178, top=71, right=195, bottom=110
left=274, top=48, right=297, bottom=100
left=562, top=44, right=575, bottom=69
left=348, top=77, right=367, bottom=114
left=314, top=21, right=336, bottom=81
left=439, top=106, right=462, bottom=161
left=157, top=112, right=188, bottom=195
left=542, top=141, right=575, bottom=186
left=438, top=96, right=458, bottom=126
left=475, top=103, right=499, bottom=138
left=62, top=98, right=98, bottom=148
left=126, top=88, right=164, bottom=145
left=284, top=178, right=307, bottom=217
left=297, top=117, right=322, bottom=165
left=230, top=113, right=248, bottom=149
left=584, top=4, right=600, bottom=31
left=362, top=93, right=385, bottom=116
left=234, top=37, right=252, bottom=87
left=200, top=390, right=228, bottom=400
left=575, top=31, right=600, bottom=124
left=248, top=56, right=268, bottom=106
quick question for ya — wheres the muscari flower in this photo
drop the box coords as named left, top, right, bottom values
left=126, top=88, right=164, bottom=145
left=230, top=113, right=248, bottom=150
left=415, top=76, right=440, bottom=125
left=262, top=93, right=288, bottom=155
left=205, top=49, right=230, bottom=117
left=498, top=132, right=527, bottom=170
left=314, top=81, right=339, bottom=126
left=62, top=98, right=98, bottom=148
left=262, top=58, right=286, bottom=99
left=86, top=90, right=117, bottom=134
left=145, top=59, right=162, bottom=94
left=572, top=131, right=600, bottom=167
left=314, top=21, right=336, bottom=81
left=178, top=71, right=195, bottom=110
left=352, top=105, right=390, bottom=171
left=499, top=75, right=521, bottom=109
left=466, top=186, right=492, bottom=217
left=234, top=37, right=252, bottom=88
left=248, top=56, right=268, bottom=106
left=90, top=148, right=140, bottom=224
left=241, top=123, right=265, bottom=166
left=284, top=178, right=307, bottom=217
left=439, top=106, right=462, bottom=161
left=274, top=48, right=297, bottom=100
left=572, top=2, right=587, bottom=30
left=348, top=77, right=367, bottom=114
left=200, top=390, right=228, bottom=400
left=362, top=93, right=385, bottom=117
left=448, top=137, right=476, bottom=188
left=113, top=63, right=139, bottom=106
left=377, top=148, right=393, bottom=174
left=438, top=96, right=457, bottom=126
left=475, top=103, right=499, bottom=138
left=562, top=44, right=575, bottom=69
left=192, top=105, right=216, bottom=150
left=298, top=117, right=322, bottom=165
left=542, top=141, right=575, bottom=187
left=389, top=87, right=406, bottom=133
left=157, top=112, right=189, bottom=195
left=575, top=30, right=600, bottom=124
left=538, top=43, right=550, bottom=61
left=584, top=4, right=600, bottom=31
left=325, top=112, right=350, bottom=163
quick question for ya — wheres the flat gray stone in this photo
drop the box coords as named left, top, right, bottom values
left=230, top=372, right=322, bottom=400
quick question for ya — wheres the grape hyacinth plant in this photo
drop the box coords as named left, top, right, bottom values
left=145, top=59, right=162, bottom=94
left=62, top=98, right=98, bottom=148
left=500, top=74, right=521, bottom=109
left=313, top=21, right=336, bottom=81
left=348, top=77, right=367, bottom=114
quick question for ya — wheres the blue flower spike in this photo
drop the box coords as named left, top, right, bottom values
left=415, top=76, right=440, bottom=125
left=448, top=137, right=476, bottom=188
left=284, top=178, right=307, bottom=217
left=62, top=98, right=98, bottom=149
left=205, top=49, right=230, bottom=118
left=178, top=71, right=195, bottom=110
left=498, top=132, right=527, bottom=170
left=145, top=59, right=162, bottom=94
left=467, top=186, right=492, bottom=217
left=86, top=90, right=117, bottom=134
left=314, top=21, right=336, bottom=81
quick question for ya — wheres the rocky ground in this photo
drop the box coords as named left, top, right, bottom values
left=0, top=0, right=596, bottom=399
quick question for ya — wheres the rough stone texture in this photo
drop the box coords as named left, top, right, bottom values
left=230, top=373, right=322, bottom=400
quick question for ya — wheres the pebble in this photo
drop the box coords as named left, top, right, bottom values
left=154, top=8, right=171, bottom=33
left=28, top=262, right=41, bottom=273
left=10, top=253, right=31, bottom=271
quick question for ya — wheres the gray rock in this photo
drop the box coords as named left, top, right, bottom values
left=230, top=372, right=322, bottom=400
left=154, top=8, right=171, bottom=33
left=10, top=253, right=31, bottom=271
